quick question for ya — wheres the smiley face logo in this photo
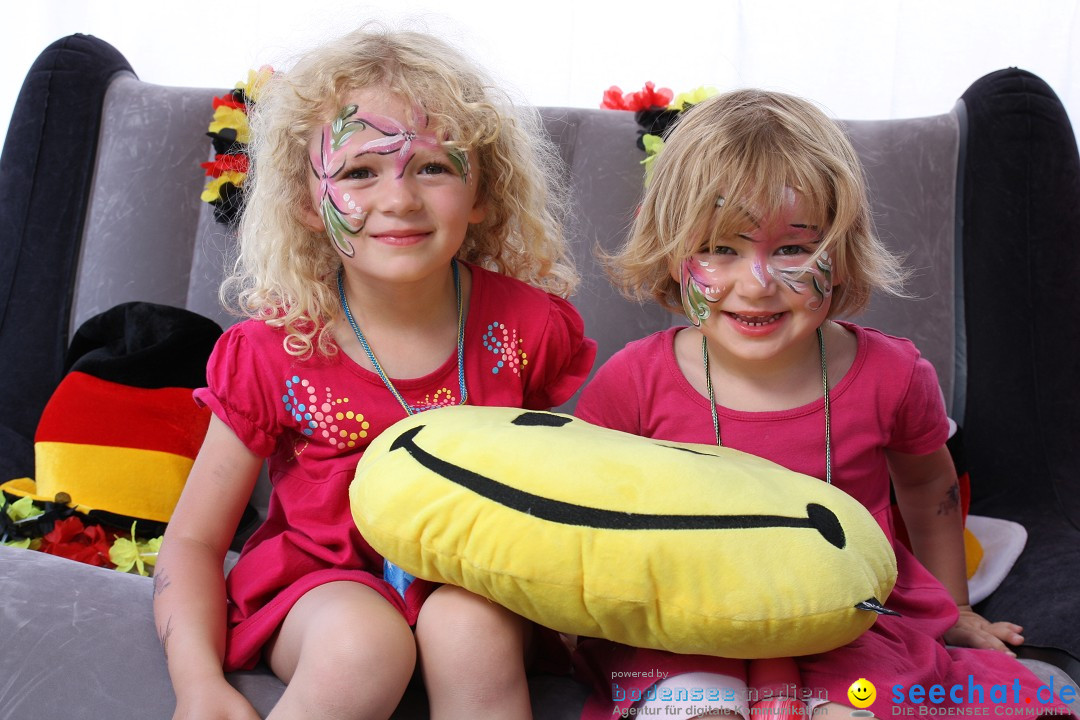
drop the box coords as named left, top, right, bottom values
left=848, top=678, right=876, bottom=708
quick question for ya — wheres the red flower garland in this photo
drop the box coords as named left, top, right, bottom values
left=600, top=81, right=674, bottom=112
left=200, top=153, right=250, bottom=177
left=38, top=516, right=115, bottom=568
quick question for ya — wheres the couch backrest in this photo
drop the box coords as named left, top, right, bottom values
left=71, top=73, right=963, bottom=418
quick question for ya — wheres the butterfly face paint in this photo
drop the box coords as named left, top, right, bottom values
left=350, top=106, right=471, bottom=184
left=678, top=194, right=834, bottom=325
left=309, top=104, right=472, bottom=257
left=765, top=252, right=834, bottom=311
left=310, top=105, right=370, bottom=257
left=681, top=254, right=726, bottom=326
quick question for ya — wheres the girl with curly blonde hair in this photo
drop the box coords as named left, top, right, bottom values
left=156, top=25, right=595, bottom=720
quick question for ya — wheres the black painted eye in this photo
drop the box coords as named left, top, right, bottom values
left=658, top=443, right=717, bottom=458
left=512, top=412, right=572, bottom=427
left=806, top=503, right=845, bottom=549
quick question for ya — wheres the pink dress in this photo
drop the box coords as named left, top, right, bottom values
left=195, top=263, right=597, bottom=671
left=573, top=323, right=1073, bottom=719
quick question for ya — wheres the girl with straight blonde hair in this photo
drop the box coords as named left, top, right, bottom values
left=574, top=89, right=1049, bottom=720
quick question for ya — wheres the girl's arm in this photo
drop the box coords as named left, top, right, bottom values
left=887, top=445, right=1024, bottom=655
left=154, top=414, right=264, bottom=720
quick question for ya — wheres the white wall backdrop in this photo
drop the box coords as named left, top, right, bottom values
left=3, top=0, right=1079, bottom=144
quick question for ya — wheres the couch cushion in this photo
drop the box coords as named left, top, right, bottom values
left=0, top=545, right=588, bottom=718
left=0, top=34, right=133, bottom=480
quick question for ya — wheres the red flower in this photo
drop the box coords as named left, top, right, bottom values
left=600, top=82, right=673, bottom=112
left=200, top=153, right=250, bottom=177
left=212, top=94, right=247, bottom=112
left=39, top=516, right=115, bottom=568
left=601, top=85, right=630, bottom=110
left=624, top=82, right=673, bottom=111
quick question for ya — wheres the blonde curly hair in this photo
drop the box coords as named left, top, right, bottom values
left=223, top=25, right=576, bottom=357
left=610, top=88, right=907, bottom=319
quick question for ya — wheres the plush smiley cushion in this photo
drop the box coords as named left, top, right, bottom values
left=350, top=406, right=897, bottom=658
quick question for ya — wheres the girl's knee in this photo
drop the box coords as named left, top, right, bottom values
left=414, top=587, right=533, bottom=718
left=416, top=585, right=530, bottom=657
left=271, top=582, right=416, bottom=686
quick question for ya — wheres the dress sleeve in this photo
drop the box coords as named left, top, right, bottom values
left=573, top=347, right=643, bottom=435
left=521, top=294, right=597, bottom=410
left=192, top=323, right=282, bottom=457
left=888, top=353, right=951, bottom=455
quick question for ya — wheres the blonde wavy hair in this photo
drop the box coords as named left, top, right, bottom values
left=610, top=88, right=907, bottom=318
left=223, top=25, right=576, bottom=357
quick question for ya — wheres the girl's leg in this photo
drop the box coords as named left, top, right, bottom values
left=415, top=584, right=533, bottom=720
left=265, top=581, right=416, bottom=720
left=749, top=657, right=806, bottom=717
left=638, top=671, right=748, bottom=718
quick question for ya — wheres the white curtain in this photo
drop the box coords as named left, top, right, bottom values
left=3, top=0, right=1079, bottom=142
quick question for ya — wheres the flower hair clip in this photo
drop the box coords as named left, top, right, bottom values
left=199, top=66, right=274, bottom=225
left=601, top=82, right=719, bottom=186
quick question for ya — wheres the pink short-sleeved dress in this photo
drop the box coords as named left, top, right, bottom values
left=572, top=323, right=1074, bottom=719
left=195, top=263, right=596, bottom=671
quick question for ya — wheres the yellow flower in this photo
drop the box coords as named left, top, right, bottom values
left=239, top=66, right=273, bottom=103
left=669, top=86, right=719, bottom=111
left=200, top=172, right=247, bottom=203
left=141, top=535, right=162, bottom=568
left=109, top=523, right=163, bottom=576
left=208, top=106, right=250, bottom=144
left=4, top=496, right=40, bottom=523
left=641, top=134, right=665, bottom=187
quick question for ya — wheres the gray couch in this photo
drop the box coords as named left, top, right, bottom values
left=2, top=34, right=1079, bottom=719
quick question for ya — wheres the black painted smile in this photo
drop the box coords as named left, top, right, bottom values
left=388, top=424, right=847, bottom=548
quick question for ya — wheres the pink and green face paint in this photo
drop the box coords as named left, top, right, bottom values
left=679, top=197, right=834, bottom=325
left=309, top=104, right=471, bottom=257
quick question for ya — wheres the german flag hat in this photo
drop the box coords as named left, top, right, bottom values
left=1, top=302, right=221, bottom=525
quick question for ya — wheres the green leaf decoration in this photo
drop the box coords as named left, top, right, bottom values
left=682, top=276, right=711, bottom=326
left=331, top=105, right=364, bottom=152
left=321, top=199, right=358, bottom=257
left=448, top=148, right=470, bottom=185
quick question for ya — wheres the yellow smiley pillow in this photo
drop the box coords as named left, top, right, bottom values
left=350, top=406, right=897, bottom=658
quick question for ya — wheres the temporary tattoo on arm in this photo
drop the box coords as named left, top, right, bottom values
left=158, top=616, right=174, bottom=660
left=153, top=569, right=172, bottom=597
left=937, top=482, right=961, bottom=515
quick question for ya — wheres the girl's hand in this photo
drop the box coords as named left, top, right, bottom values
left=943, top=604, right=1024, bottom=656
left=173, top=678, right=261, bottom=720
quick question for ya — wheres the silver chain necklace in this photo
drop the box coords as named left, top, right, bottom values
left=702, top=326, right=832, bottom=483
left=337, top=260, right=468, bottom=415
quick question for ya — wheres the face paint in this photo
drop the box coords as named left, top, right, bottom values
left=679, top=247, right=834, bottom=324
left=750, top=256, right=768, bottom=287
left=679, top=189, right=833, bottom=322
left=350, top=108, right=470, bottom=185
left=766, top=251, right=834, bottom=311
left=309, top=104, right=472, bottom=257
left=680, top=256, right=725, bottom=326
left=310, top=105, right=369, bottom=257
left=744, top=243, right=834, bottom=310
